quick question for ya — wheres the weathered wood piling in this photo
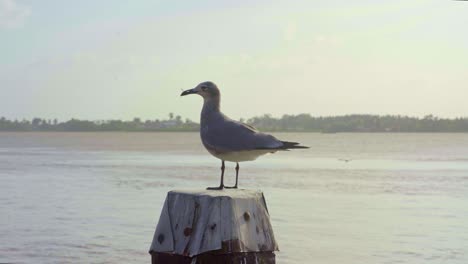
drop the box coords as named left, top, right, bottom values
left=149, top=189, right=278, bottom=264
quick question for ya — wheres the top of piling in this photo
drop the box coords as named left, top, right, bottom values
left=169, top=188, right=266, bottom=199
left=150, top=189, right=278, bottom=257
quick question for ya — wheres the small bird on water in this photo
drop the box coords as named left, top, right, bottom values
left=181, top=81, right=308, bottom=190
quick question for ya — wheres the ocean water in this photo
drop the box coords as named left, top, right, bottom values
left=1, top=132, right=467, bottom=264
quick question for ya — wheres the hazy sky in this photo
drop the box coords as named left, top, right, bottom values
left=1, top=0, right=467, bottom=121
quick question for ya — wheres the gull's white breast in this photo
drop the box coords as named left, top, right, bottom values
left=207, top=148, right=276, bottom=162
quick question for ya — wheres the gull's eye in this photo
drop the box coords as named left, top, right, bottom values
left=201, top=86, right=208, bottom=91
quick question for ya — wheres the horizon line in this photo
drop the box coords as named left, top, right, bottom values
left=2, top=113, right=468, bottom=122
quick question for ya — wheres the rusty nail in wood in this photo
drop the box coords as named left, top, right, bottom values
left=184, top=227, right=192, bottom=236
left=244, top=212, right=250, bottom=221
left=157, top=234, right=164, bottom=244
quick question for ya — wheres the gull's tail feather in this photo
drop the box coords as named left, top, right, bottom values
left=256, top=141, right=309, bottom=150
left=279, top=141, right=309, bottom=150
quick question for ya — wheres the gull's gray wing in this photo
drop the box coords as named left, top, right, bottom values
left=201, top=117, right=283, bottom=152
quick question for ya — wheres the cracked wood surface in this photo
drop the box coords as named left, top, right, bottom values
left=149, top=189, right=278, bottom=257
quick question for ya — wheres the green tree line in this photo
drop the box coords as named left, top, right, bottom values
left=245, top=114, right=468, bottom=133
left=1, top=113, right=468, bottom=132
left=0, top=113, right=199, bottom=132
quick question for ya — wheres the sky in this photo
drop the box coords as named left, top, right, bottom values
left=1, top=0, right=467, bottom=121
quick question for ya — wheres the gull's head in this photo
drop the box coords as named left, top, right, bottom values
left=180, top=81, right=220, bottom=100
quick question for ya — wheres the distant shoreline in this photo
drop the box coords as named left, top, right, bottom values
left=2, top=114, right=468, bottom=133
left=2, top=131, right=468, bottom=134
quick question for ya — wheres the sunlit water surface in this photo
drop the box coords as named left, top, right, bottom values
left=1, top=132, right=468, bottom=263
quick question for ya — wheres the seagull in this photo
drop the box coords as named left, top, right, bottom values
left=180, top=81, right=309, bottom=190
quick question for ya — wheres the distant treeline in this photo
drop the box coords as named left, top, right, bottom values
left=1, top=114, right=468, bottom=133
left=245, top=114, right=468, bottom=133
left=0, top=113, right=199, bottom=132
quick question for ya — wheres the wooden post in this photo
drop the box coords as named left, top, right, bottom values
left=149, top=189, right=278, bottom=264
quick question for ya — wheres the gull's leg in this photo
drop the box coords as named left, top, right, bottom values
left=225, top=162, right=239, bottom=189
left=207, top=160, right=225, bottom=190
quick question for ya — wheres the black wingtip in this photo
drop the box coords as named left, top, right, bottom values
left=254, top=141, right=309, bottom=150
left=279, top=141, right=309, bottom=149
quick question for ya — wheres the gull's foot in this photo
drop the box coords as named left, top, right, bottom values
left=224, top=185, right=238, bottom=189
left=206, top=185, right=224, bottom=190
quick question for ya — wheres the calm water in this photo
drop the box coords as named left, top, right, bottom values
left=1, top=132, right=468, bottom=264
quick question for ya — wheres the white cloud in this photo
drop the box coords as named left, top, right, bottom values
left=0, top=0, right=31, bottom=29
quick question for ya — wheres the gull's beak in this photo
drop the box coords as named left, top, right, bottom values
left=180, top=88, right=197, bottom=96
